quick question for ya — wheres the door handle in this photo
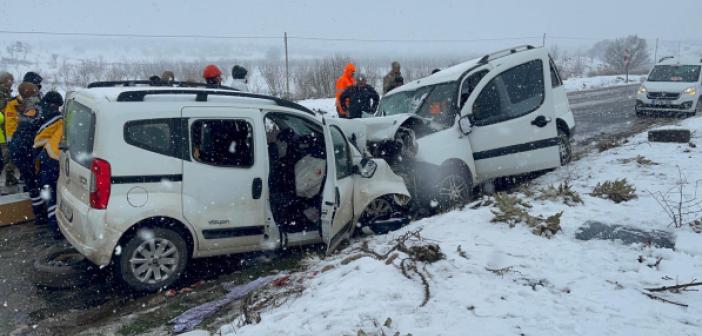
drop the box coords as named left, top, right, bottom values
left=531, top=115, right=551, bottom=128
left=252, top=177, right=263, bottom=199
left=335, top=187, right=340, bottom=206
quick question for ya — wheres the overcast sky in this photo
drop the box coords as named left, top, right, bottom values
left=3, top=0, right=701, bottom=42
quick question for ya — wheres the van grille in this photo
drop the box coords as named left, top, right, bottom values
left=647, top=92, right=680, bottom=100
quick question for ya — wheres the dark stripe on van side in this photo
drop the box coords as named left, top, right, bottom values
left=111, top=174, right=183, bottom=184
left=202, top=226, right=265, bottom=240
left=473, top=137, right=560, bottom=161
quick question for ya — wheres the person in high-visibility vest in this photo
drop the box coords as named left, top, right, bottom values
left=335, top=63, right=356, bottom=117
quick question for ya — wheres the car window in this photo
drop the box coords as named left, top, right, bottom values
left=125, top=119, right=183, bottom=159
left=375, top=86, right=432, bottom=117
left=473, top=60, right=545, bottom=125
left=329, top=126, right=352, bottom=179
left=460, top=70, right=489, bottom=109
left=64, top=100, right=95, bottom=168
left=549, top=58, right=563, bottom=88
left=191, top=119, right=254, bottom=167
left=416, top=82, right=459, bottom=129
left=648, top=65, right=701, bottom=82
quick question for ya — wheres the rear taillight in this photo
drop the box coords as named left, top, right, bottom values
left=90, top=158, right=111, bottom=209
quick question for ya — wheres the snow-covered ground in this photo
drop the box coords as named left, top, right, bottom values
left=201, top=117, right=702, bottom=336
left=563, top=75, right=645, bottom=92
left=298, top=74, right=647, bottom=116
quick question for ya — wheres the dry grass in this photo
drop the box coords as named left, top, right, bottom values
left=491, top=193, right=563, bottom=238
left=535, top=181, right=584, bottom=206
left=591, top=179, right=637, bottom=203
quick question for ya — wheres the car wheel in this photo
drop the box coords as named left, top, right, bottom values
left=32, top=243, right=97, bottom=289
left=116, top=227, right=188, bottom=292
left=357, top=196, right=397, bottom=235
left=432, top=171, right=472, bottom=212
left=558, top=130, right=572, bottom=166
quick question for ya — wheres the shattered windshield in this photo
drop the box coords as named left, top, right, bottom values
left=648, top=65, right=701, bottom=82
left=375, top=86, right=432, bottom=116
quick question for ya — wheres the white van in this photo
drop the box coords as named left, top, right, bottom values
left=57, top=83, right=410, bottom=291
left=636, top=56, right=702, bottom=117
left=360, top=46, right=575, bottom=209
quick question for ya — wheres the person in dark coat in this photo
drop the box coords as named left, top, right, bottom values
left=339, top=75, right=380, bottom=119
left=33, top=92, right=64, bottom=238
left=383, top=61, right=404, bottom=94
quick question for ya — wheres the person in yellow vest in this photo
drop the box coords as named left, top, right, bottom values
left=3, top=81, right=40, bottom=187
left=33, top=91, right=64, bottom=238
left=0, top=71, right=14, bottom=186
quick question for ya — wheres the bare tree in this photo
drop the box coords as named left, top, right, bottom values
left=602, top=35, right=651, bottom=73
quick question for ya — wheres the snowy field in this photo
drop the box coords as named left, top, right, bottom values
left=198, top=117, right=702, bottom=336
left=298, top=74, right=646, bottom=117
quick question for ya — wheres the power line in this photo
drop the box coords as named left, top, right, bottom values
left=0, top=29, right=539, bottom=43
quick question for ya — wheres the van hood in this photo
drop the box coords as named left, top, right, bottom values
left=643, top=81, right=696, bottom=93
left=354, top=114, right=419, bottom=141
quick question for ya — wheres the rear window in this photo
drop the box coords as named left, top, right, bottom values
left=64, top=101, right=95, bottom=168
left=191, top=119, right=254, bottom=167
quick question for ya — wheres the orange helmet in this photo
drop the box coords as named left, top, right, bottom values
left=203, top=64, right=222, bottom=79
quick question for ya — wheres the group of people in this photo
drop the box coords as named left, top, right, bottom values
left=0, top=71, right=65, bottom=239
left=149, top=64, right=251, bottom=92
left=334, top=61, right=405, bottom=119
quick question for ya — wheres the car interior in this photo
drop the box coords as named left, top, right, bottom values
left=265, top=114, right=327, bottom=234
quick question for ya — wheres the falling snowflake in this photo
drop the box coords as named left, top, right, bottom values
left=114, top=245, right=122, bottom=256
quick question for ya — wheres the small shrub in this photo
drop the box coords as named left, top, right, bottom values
left=536, top=181, right=584, bottom=206
left=597, top=138, right=621, bottom=152
left=591, top=179, right=637, bottom=203
left=491, top=193, right=562, bottom=238
left=618, top=155, right=658, bottom=166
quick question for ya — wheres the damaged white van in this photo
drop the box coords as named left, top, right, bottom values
left=57, top=82, right=410, bottom=291
left=360, top=46, right=575, bottom=209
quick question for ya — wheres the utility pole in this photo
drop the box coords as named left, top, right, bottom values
left=284, top=32, right=290, bottom=98
left=542, top=33, right=546, bottom=47
left=653, top=38, right=659, bottom=63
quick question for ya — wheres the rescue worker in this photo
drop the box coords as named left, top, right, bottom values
left=9, top=82, right=44, bottom=224
left=335, top=63, right=356, bottom=117
left=33, top=91, right=64, bottom=238
left=339, top=75, right=380, bottom=119
left=383, top=61, right=404, bottom=94
left=230, top=65, right=249, bottom=92
left=203, top=64, right=223, bottom=88
left=161, top=70, right=175, bottom=84
left=0, top=72, right=14, bottom=186
left=22, top=72, right=43, bottom=97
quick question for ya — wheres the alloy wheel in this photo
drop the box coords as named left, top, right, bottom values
left=129, top=238, right=180, bottom=284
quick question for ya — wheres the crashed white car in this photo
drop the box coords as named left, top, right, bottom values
left=359, top=46, right=575, bottom=209
left=636, top=56, right=702, bottom=117
left=57, top=82, right=410, bottom=291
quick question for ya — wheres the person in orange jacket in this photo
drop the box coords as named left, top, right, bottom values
left=335, top=63, right=356, bottom=117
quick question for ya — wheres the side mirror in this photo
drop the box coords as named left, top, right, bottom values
left=355, top=158, right=378, bottom=178
left=458, top=115, right=473, bottom=135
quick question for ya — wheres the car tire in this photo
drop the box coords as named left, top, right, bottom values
left=558, top=129, right=572, bottom=166
left=116, top=227, right=188, bottom=292
left=32, top=243, right=97, bottom=289
left=432, top=168, right=473, bottom=212
left=357, top=196, right=400, bottom=235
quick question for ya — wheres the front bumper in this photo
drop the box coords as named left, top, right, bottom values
left=636, top=98, right=697, bottom=115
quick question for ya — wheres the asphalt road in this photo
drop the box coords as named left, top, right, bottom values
left=568, top=84, right=646, bottom=141
left=0, top=84, right=680, bottom=335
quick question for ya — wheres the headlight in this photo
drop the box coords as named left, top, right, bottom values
left=637, top=86, right=647, bottom=95
left=682, top=87, right=697, bottom=96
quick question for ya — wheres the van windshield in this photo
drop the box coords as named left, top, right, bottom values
left=375, top=86, right=432, bottom=116
left=648, top=65, right=701, bottom=82
left=64, top=101, right=95, bottom=168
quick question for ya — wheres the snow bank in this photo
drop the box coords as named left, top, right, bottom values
left=563, top=75, right=645, bottom=92
left=215, top=117, right=702, bottom=336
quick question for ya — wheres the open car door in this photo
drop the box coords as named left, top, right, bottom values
left=320, top=120, right=356, bottom=253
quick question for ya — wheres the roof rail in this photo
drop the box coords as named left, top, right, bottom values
left=478, top=45, right=536, bottom=65
left=87, top=80, right=239, bottom=91
left=115, top=89, right=315, bottom=115
left=658, top=56, right=675, bottom=63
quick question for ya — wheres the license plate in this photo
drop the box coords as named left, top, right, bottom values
left=652, top=100, right=666, bottom=106
left=60, top=201, right=74, bottom=222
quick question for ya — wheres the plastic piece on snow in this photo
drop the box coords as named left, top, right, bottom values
left=171, top=275, right=276, bottom=333
left=272, top=275, right=290, bottom=287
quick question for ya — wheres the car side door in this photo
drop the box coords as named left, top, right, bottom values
left=320, top=123, right=355, bottom=253
left=461, top=52, right=560, bottom=179
left=181, top=107, right=268, bottom=254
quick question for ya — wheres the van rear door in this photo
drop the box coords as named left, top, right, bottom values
left=59, top=100, right=95, bottom=226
